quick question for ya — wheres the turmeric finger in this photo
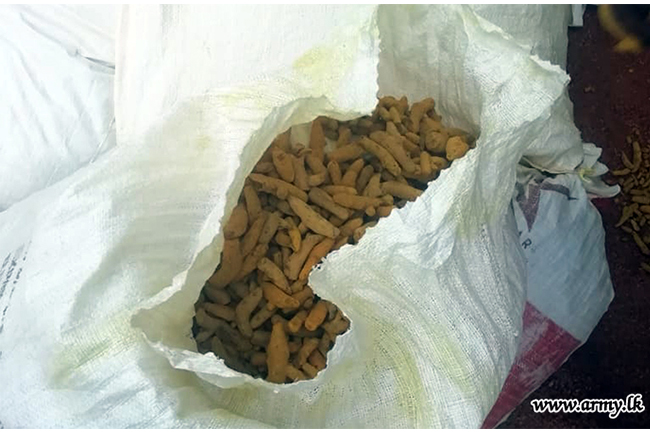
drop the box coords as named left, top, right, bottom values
left=262, top=282, right=300, bottom=309
left=376, top=205, right=394, bottom=218
left=272, top=148, right=295, bottom=183
left=272, top=130, right=291, bottom=152
left=309, top=118, right=326, bottom=162
left=408, top=98, right=435, bottom=133
left=258, top=212, right=282, bottom=245
left=322, top=311, right=350, bottom=335
left=318, top=333, right=332, bottom=356
left=429, top=156, right=449, bottom=171
left=419, top=151, right=433, bottom=178
left=332, top=193, right=382, bottom=211
left=249, top=173, right=308, bottom=202
left=323, top=300, right=337, bottom=321
left=229, top=281, right=249, bottom=300
left=254, top=161, right=275, bottom=174
left=336, top=126, right=351, bottom=148
left=616, top=204, right=639, bottom=227
left=424, top=130, right=448, bottom=154
left=329, top=215, right=345, bottom=227
left=241, top=212, right=268, bottom=257
left=355, top=164, right=375, bottom=194
left=332, top=234, right=349, bottom=250
left=289, top=336, right=302, bottom=351
left=306, top=154, right=327, bottom=174
left=195, top=308, right=222, bottom=331
left=339, top=217, right=364, bottom=237
left=204, top=303, right=236, bottom=322
left=223, top=204, right=248, bottom=239
left=360, top=137, right=401, bottom=176
left=287, top=310, right=309, bottom=334
left=292, top=155, right=309, bottom=191
left=251, top=352, right=267, bottom=367
left=270, top=314, right=289, bottom=329
left=286, top=221, right=302, bottom=252
left=381, top=181, right=422, bottom=201
left=298, top=237, right=336, bottom=281
left=250, top=301, right=277, bottom=329
left=327, top=143, right=365, bottom=163
left=194, top=329, right=214, bottom=344
left=308, top=350, right=327, bottom=371
left=378, top=106, right=391, bottom=121
left=235, top=286, right=263, bottom=338
left=621, top=151, right=634, bottom=170
left=285, top=365, right=307, bottom=382
left=274, top=229, right=293, bottom=246
left=287, top=195, right=340, bottom=239
left=292, top=286, right=314, bottom=306
left=208, top=239, right=243, bottom=289
left=266, top=322, right=289, bottom=383
left=631, top=141, right=642, bottom=172
left=243, top=185, right=262, bottom=222
left=236, top=243, right=268, bottom=281
left=204, top=285, right=231, bottom=305
left=294, top=337, right=320, bottom=368
left=353, top=224, right=367, bottom=243
left=301, top=362, right=319, bottom=379
left=273, top=199, right=295, bottom=216
left=370, top=131, right=418, bottom=173
left=308, top=171, right=328, bottom=187
left=362, top=173, right=382, bottom=198
left=340, top=159, right=365, bottom=187
left=257, top=257, right=290, bottom=293
left=251, top=330, right=271, bottom=347
left=271, top=248, right=283, bottom=269
left=405, top=131, right=420, bottom=144
left=309, top=188, right=350, bottom=221
left=420, top=117, right=442, bottom=135
left=209, top=335, right=230, bottom=360
left=322, top=185, right=358, bottom=196
left=304, top=301, right=328, bottom=331
left=446, top=136, right=469, bottom=161
left=269, top=247, right=284, bottom=269
left=353, top=222, right=377, bottom=243
left=389, top=106, right=402, bottom=124
left=327, top=160, right=343, bottom=185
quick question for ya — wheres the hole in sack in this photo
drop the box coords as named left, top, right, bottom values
left=191, top=95, right=474, bottom=383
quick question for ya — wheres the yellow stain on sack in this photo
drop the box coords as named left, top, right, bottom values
left=371, top=320, right=430, bottom=425
left=332, top=292, right=470, bottom=426
left=293, top=37, right=357, bottom=96
left=195, top=135, right=211, bottom=152
left=47, top=312, right=140, bottom=389
left=381, top=314, right=476, bottom=424
left=293, top=45, right=337, bottom=84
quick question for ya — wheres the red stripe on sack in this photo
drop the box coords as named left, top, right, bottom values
left=481, top=302, right=581, bottom=428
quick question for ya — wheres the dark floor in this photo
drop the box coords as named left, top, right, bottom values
left=500, top=6, right=650, bottom=428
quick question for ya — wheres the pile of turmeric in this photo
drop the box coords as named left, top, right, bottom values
left=612, top=131, right=650, bottom=273
left=192, top=96, right=474, bottom=383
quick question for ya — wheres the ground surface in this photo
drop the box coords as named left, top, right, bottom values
left=500, top=6, right=650, bottom=428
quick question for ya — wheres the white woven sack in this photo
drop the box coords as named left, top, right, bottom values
left=0, top=5, right=584, bottom=428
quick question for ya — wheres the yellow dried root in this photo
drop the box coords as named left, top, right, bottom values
left=287, top=195, right=340, bottom=239
left=195, top=96, right=474, bottom=383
